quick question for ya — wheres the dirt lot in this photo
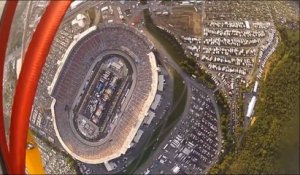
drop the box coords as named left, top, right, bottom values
left=153, top=6, right=202, bottom=37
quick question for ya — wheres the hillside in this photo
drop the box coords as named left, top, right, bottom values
left=226, top=27, right=299, bottom=174
left=209, top=26, right=299, bottom=174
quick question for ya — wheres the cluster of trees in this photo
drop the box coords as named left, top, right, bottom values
left=139, top=0, right=147, bottom=5
left=210, top=27, right=299, bottom=174
left=235, top=88, right=246, bottom=138
left=143, top=9, right=216, bottom=89
left=180, top=57, right=216, bottom=89
left=209, top=90, right=235, bottom=174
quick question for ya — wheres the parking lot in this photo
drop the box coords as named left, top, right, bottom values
left=142, top=85, right=220, bottom=174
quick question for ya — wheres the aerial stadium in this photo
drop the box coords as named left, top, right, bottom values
left=49, top=23, right=158, bottom=164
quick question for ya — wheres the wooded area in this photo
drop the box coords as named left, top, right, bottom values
left=210, top=27, right=299, bottom=174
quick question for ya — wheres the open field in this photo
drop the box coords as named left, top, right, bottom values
left=154, top=6, right=202, bottom=36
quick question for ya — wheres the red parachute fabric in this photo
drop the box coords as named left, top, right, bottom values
left=0, top=1, right=18, bottom=173
left=8, top=1, right=71, bottom=174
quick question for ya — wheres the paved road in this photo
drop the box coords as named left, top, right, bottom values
left=135, top=78, right=192, bottom=174
left=59, top=2, right=222, bottom=173
left=140, top=25, right=222, bottom=174
left=142, top=26, right=220, bottom=116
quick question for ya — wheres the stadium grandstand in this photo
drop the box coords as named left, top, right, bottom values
left=49, top=23, right=158, bottom=164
